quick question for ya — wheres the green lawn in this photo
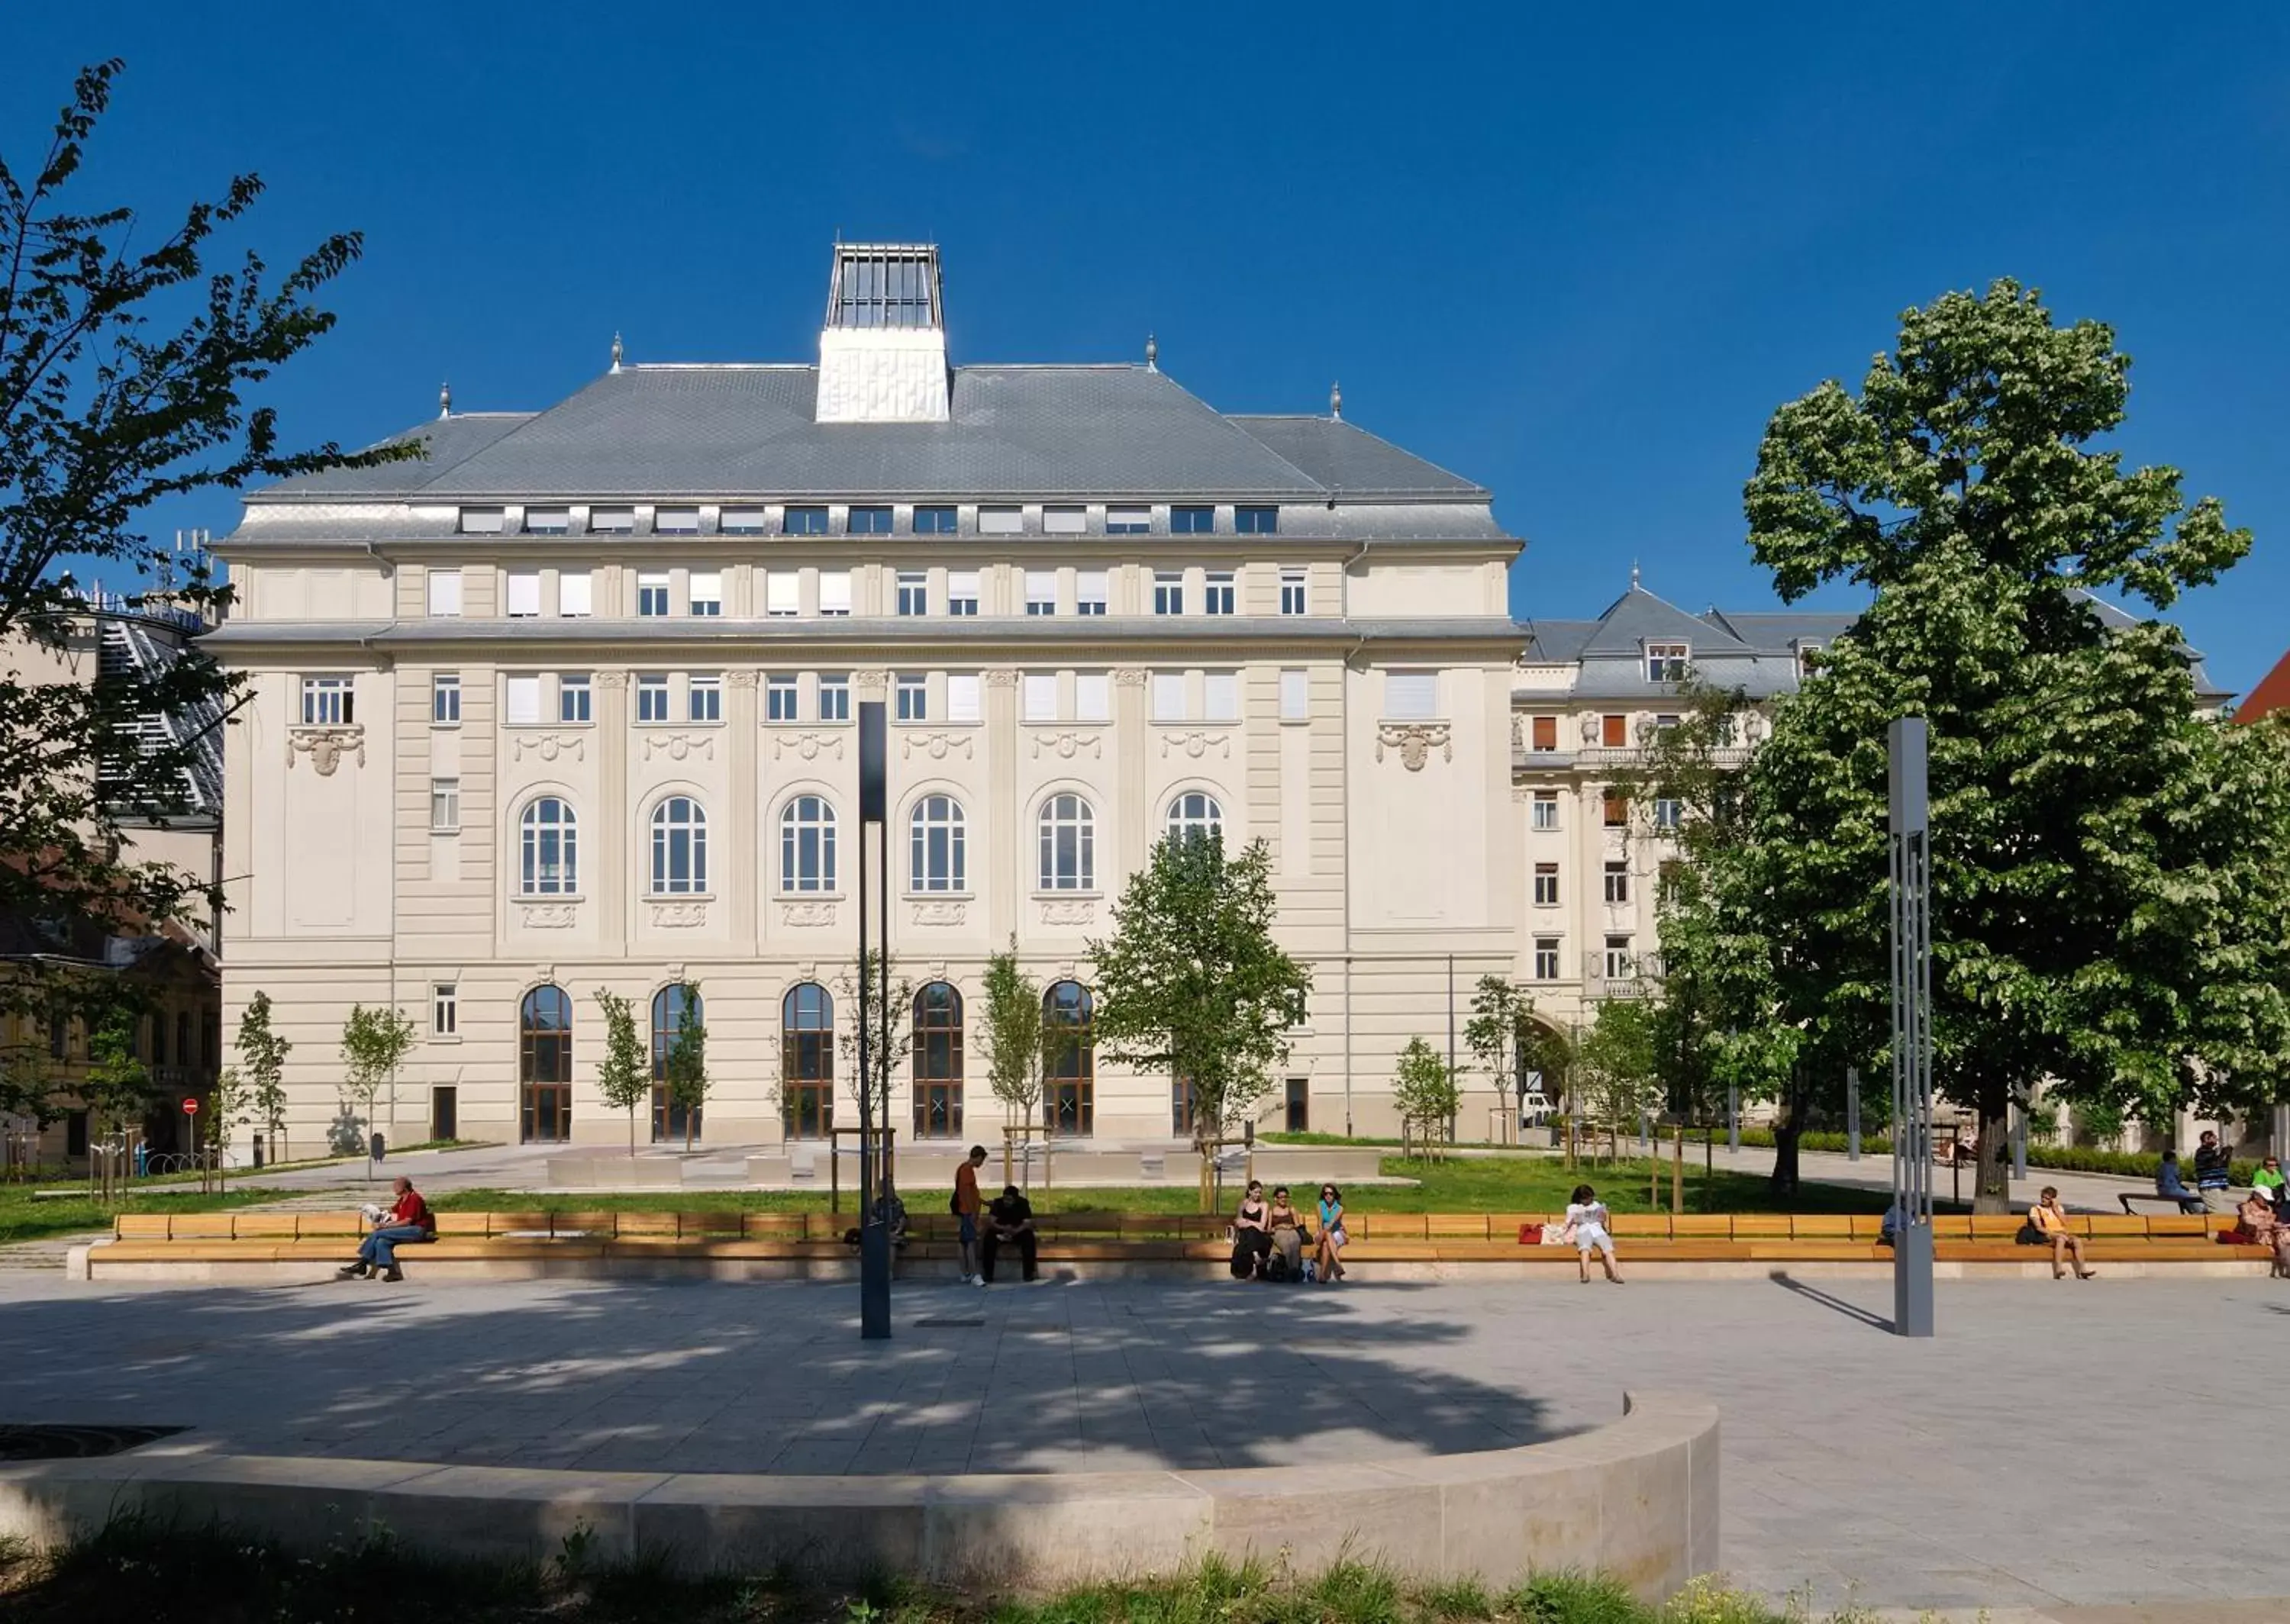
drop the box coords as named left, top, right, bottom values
left=0, top=1184, right=294, bottom=1246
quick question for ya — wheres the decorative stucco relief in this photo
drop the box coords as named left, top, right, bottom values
left=646, top=900, right=709, bottom=929
left=1158, top=730, right=1230, bottom=760
left=1037, top=897, right=1096, bottom=926
left=1030, top=730, right=1103, bottom=760
left=772, top=731, right=846, bottom=762
left=779, top=899, right=840, bottom=928
left=643, top=733, right=716, bottom=762
left=513, top=733, right=586, bottom=763
left=901, top=731, right=974, bottom=762
left=1376, top=722, right=1453, bottom=772
left=909, top=899, right=968, bottom=926
left=286, top=725, right=365, bottom=775
left=514, top=899, right=579, bottom=929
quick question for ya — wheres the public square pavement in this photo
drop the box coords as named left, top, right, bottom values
left=0, top=1271, right=2282, bottom=1613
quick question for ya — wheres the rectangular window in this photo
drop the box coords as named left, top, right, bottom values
left=947, top=673, right=982, bottom=723
left=818, top=570, right=852, bottom=617
left=1150, top=672, right=1185, bottom=722
left=1654, top=713, right=1680, bottom=733
left=505, top=569, right=541, bottom=618
left=1603, top=792, right=1630, bottom=828
left=655, top=506, right=701, bottom=535
left=1171, top=505, right=1214, bottom=535
left=783, top=506, right=829, bottom=535
left=1646, top=642, right=1689, bottom=682
left=431, top=674, right=461, bottom=725
left=638, top=572, right=670, bottom=617
left=1601, top=713, right=1628, bottom=747
left=458, top=506, right=505, bottom=534
left=524, top=507, right=569, bottom=535
left=947, top=571, right=979, bottom=616
left=637, top=674, right=669, bottom=723
left=1204, top=671, right=1239, bottom=722
left=504, top=674, right=541, bottom=726
left=1385, top=670, right=1437, bottom=720
left=913, top=505, right=958, bottom=534
left=847, top=505, right=892, bottom=535
left=689, top=572, right=723, bottom=617
left=1204, top=570, right=1236, bottom=615
left=1604, top=861, right=1630, bottom=905
left=1531, top=790, right=1559, bottom=830
left=1105, top=506, right=1150, bottom=534
left=1534, top=937, right=1562, bottom=981
left=689, top=675, right=722, bottom=722
left=425, top=570, right=463, bottom=617
left=818, top=673, right=850, bottom=721
left=1797, top=641, right=1824, bottom=678
left=1043, top=506, right=1085, bottom=534
left=430, top=777, right=460, bottom=833
left=979, top=505, right=1023, bottom=535
left=1279, top=568, right=1307, bottom=616
left=721, top=507, right=768, bottom=533
left=896, top=672, right=927, bottom=721
left=432, top=984, right=458, bottom=1036
left=299, top=676, right=353, bottom=726
left=1023, top=672, right=1057, bottom=721
left=1076, top=570, right=1109, bottom=615
left=1531, top=715, right=1558, bottom=752
left=1653, top=798, right=1682, bottom=830
left=1153, top=571, right=1183, bottom=615
left=1280, top=668, right=1309, bottom=720
left=1025, top=571, right=1056, bottom=615
left=1237, top=505, right=1279, bottom=535
left=559, top=674, right=592, bottom=723
left=1075, top=672, right=1111, bottom=723
left=590, top=506, right=636, bottom=534
left=766, top=674, right=798, bottom=721
left=896, top=572, right=927, bottom=616
left=1534, top=863, right=1560, bottom=907
left=766, top=572, right=799, bottom=617
left=1604, top=935, right=1635, bottom=980
left=558, top=571, right=592, bottom=617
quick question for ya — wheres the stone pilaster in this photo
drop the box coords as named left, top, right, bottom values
left=596, top=669, right=630, bottom=952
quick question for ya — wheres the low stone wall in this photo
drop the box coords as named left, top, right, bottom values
left=0, top=1392, right=1718, bottom=1600
left=545, top=1155, right=689, bottom=1188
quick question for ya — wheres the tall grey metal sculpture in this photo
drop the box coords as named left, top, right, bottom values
left=1888, top=717, right=1936, bottom=1338
left=856, top=701, right=892, bottom=1340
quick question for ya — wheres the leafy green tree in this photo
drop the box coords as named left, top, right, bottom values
left=1090, top=833, right=1311, bottom=1146
left=1391, top=1036, right=1462, bottom=1158
left=1576, top=1000, right=1664, bottom=1163
left=834, top=952, right=911, bottom=1133
left=1463, top=975, right=1533, bottom=1104
left=979, top=936, right=1047, bottom=1132
left=80, top=1008, right=151, bottom=1141
left=234, top=989, right=292, bottom=1161
left=1677, top=278, right=2290, bottom=1208
left=593, top=990, right=649, bottom=1155
left=205, top=1063, right=250, bottom=1168
left=337, top=1004, right=414, bottom=1170
left=1, top=62, right=402, bottom=1036
left=663, top=979, right=708, bottom=1151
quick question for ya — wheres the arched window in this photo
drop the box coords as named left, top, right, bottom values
left=1166, top=791, right=1224, bottom=845
left=649, top=796, right=708, bottom=894
left=1037, top=793, right=1095, bottom=891
left=650, top=984, right=704, bottom=1144
left=518, top=984, right=572, bottom=1142
left=780, top=795, right=838, bottom=893
left=908, top=794, right=966, bottom=893
left=1043, top=979, right=1095, bottom=1136
left=781, top=983, right=834, bottom=1139
left=911, top=982, right=963, bottom=1139
left=520, top=798, right=578, bottom=895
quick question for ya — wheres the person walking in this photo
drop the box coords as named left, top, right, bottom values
left=1565, top=1184, right=1621, bottom=1284
left=953, top=1145, right=988, bottom=1286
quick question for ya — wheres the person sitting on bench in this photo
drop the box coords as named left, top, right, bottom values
left=337, top=1177, right=434, bottom=1282
left=1230, top=1181, right=1273, bottom=1280
left=981, top=1184, right=1037, bottom=1284
left=2231, top=1188, right=2288, bottom=1278
left=2021, top=1187, right=2095, bottom=1281
left=1265, top=1186, right=1308, bottom=1280
left=2156, top=1151, right=2207, bottom=1215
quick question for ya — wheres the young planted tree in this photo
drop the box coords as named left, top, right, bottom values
left=834, top=952, right=911, bottom=1133
left=1, top=62, right=404, bottom=1043
left=593, top=990, right=649, bottom=1155
left=1463, top=975, right=1533, bottom=1110
left=204, top=1063, right=250, bottom=1179
left=662, top=979, right=708, bottom=1152
left=1089, top=833, right=1312, bottom=1149
left=337, top=1004, right=414, bottom=1174
left=1681, top=279, right=2290, bottom=1209
left=1391, top=1036, right=1463, bottom=1160
left=1576, top=1000, right=1664, bottom=1165
left=979, top=935, right=1047, bottom=1136
left=234, top=989, right=292, bottom=1162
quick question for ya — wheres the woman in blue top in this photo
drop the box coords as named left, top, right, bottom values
left=1314, top=1184, right=1348, bottom=1283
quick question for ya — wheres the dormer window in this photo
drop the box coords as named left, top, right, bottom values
left=1646, top=642, right=1688, bottom=682
left=591, top=507, right=636, bottom=534
left=1797, top=641, right=1824, bottom=678
left=783, top=507, right=829, bottom=536
left=523, top=508, right=569, bottom=535
left=458, top=507, right=505, bottom=534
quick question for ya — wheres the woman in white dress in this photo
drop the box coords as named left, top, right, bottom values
left=1566, top=1183, right=1622, bottom=1284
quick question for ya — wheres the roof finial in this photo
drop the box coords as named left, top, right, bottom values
left=1630, top=560, right=1641, bottom=590
left=437, top=380, right=451, bottom=420
left=611, top=330, right=624, bottom=372
left=1145, top=333, right=1158, bottom=372
left=1330, top=380, right=1343, bottom=420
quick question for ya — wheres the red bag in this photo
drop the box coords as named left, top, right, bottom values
left=1518, top=1223, right=1543, bottom=1245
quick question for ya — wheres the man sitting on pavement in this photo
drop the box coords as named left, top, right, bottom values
left=337, top=1176, right=435, bottom=1282
left=2192, top=1130, right=2235, bottom=1213
left=981, top=1183, right=1039, bottom=1284
left=2156, top=1150, right=2207, bottom=1216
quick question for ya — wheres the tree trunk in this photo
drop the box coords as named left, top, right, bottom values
left=1972, top=1077, right=2013, bottom=1214
left=1769, top=1068, right=1805, bottom=1200
left=628, top=1109, right=636, bottom=1158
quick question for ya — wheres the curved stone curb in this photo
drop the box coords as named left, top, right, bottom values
left=0, top=1391, right=1715, bottom=1600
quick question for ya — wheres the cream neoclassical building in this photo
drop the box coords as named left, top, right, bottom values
left=209, top=244, right=1529, bottom=1150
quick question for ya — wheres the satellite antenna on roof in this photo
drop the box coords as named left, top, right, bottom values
left=437, top=381, right=451, bottom=420
left=611, top=331, right=624, bottom=372
left=1330, top=380, right=1343, bottom=421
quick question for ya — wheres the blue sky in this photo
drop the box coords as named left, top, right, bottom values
left=11, top=5, right=2287, bottom=694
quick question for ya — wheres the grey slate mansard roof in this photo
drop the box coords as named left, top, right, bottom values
left=250, top=365, right=1490, bottom=506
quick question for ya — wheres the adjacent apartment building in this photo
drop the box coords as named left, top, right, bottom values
left=208, top=243, right=1528, bottom=1149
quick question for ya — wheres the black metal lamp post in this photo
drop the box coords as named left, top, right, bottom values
left=1888, top=716, right=1935, bottom=1338
left=856, top=700, right=892, bottom=1339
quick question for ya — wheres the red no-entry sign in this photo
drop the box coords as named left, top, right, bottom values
left=181, top=1097, right=199, bottom=1116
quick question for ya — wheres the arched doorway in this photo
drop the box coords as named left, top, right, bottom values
left=781, top=984, right=834, bottom=1140
left=519, top=985, right=572, bottom=1142
left=651, top=984, right=703, bottom=1144
left=1043, top=980, right=1094, bottom=1136
left=912, top=981, right=963, bottom=1140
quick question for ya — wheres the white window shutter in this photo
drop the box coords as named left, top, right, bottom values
left=1385, top=670, right=1437, bottom=720
left=505, top=675, right=541, bottom=725
left=426, top=571, right=462, bottom=617
left=505, top=571, right=541, bottom=617
left=558, top=572, right=592, bottom=616
left=1151, top=672, right=1185, bottom=722
left=766, top=572, right=799, bottom=615
left=689, top=570, right=723, bottom=605
left=947, top=674, right=982, bottom=723
left=1076, top=673, right=1111, bottom=722
left=1023, top=672, right=1057, bottom=720
left=1280, top=669, right=1309, bottom=720
left=1025, top=570, right=1055, bottom=602
left=1205, top=672, right=1239, bottom=721
left=818, top=571, right=852, bottom=614
left=1077, top=569, right=1110, bottom=605
left=948, top=570, right=980, bottom=601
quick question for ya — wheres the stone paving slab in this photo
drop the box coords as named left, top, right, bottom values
left=0, top=1271, right=2282, bottom=1611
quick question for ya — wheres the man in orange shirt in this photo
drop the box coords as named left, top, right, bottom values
left=953, top=1145, right=988, bottom=1286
